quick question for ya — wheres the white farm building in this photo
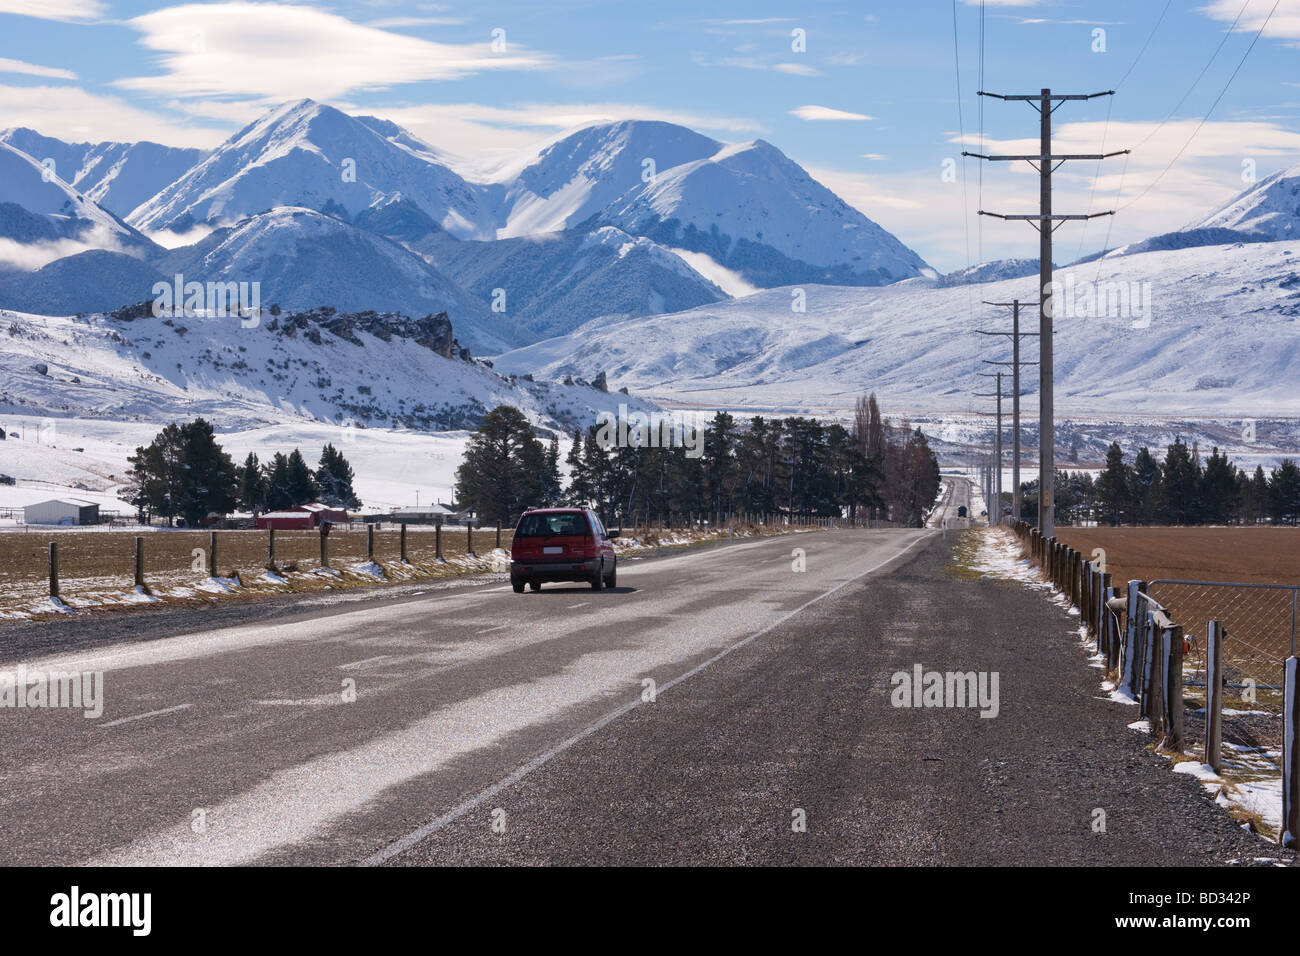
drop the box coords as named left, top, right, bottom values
left=23, top=498, right=100, bottom=526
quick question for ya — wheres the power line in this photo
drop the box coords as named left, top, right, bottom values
left=1077, top=0, right=1173, bottom=261
left=952, top=0, right=975, bottom=318
left=1121, top=0, right=1282, bottom=212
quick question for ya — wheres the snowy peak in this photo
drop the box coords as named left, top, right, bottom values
left=1187, top=163, right=1300, bottom=240
left=0, top=141, right=156, bottom=260
left=597, top=135, right=931, bottom=287
left=127, top=99, right=492, bottom=238
left=496, top=120, right=723, bottom=237
left=0, top=127, right=205, bottom=219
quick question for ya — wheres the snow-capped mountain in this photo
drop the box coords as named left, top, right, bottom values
left=128, top=100, right=493, bottom=238
left=417, top=225, right=726, bottom=341
left=154, top=206, right=514, bottom=353
left=1188, top=163, right=1300, bottom=240
left=0, top=128, right=205, bottom=219
left=0, top=304, right=652, bottom=434
left=492, top=239, right=1300, bottom=418
left=0, top=142, right=157, bottom=260
left=491, top=120, right=723, bottom=237
left=596, top=138, right=932, bottom=287
left=939, top=258, right=1042, bottom=287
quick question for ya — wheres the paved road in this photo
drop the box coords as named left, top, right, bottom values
left=0, top=521, right=1281, bottom=866
left=0, top=527, right=926, bottom=865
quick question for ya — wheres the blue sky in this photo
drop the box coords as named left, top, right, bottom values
left=4, top=0, right=1300, bottom=271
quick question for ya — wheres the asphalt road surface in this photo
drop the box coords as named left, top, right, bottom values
left=0, top=497, right=1285, bottom=866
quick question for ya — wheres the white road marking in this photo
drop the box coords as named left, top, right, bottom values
left=359, top=531, right=931, bottom=866
left=100, top=704, right=192, bottom=729
left=566, top=603, right=589, bottom=609
left=337, top=655, right=394, bottom=669
left=475, top=625, right=509, bottom=635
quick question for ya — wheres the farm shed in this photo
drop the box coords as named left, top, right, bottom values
left=23, top=498, right=100, bottom=526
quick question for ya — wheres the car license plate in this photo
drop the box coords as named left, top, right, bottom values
left=543, top=546, right=563, bottom=554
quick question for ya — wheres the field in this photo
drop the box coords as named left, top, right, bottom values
left=1051, top=527, right=1300, bottom=588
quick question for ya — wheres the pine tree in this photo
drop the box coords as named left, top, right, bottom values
left=454, top=406, right=545, bottom=528
left=285, top=449, right=319, bottom=506
left=1095, top=442, right=1132, bottom=525
left=264, top=453, right=292, bottom=510
left=1270, top=459, right=1300, bottom=525
left=315, top=444, right=361, bottom=509
left=238, top=452, right=268, bottom=515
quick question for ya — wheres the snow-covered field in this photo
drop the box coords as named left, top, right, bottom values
left=0, top=413, right=470, bottom=517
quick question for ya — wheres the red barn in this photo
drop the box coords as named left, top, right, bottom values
left=256, top=503, right=349, bottom=530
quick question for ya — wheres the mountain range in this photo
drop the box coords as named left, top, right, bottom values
left=0, top=100, right=934, bottom=353
left=1, top=100, right=1299, bottom=431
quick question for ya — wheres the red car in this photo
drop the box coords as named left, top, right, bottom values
left=510, top=507, right=618, bottom=592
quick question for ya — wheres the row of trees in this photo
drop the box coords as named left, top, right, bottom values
left=1019, top=438, right=1300, bottom=526
left=454, top=396, right=941, bottom=529
left=123, top=419, right=360, bottom=525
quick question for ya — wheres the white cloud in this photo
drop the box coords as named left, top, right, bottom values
left=1201, top=0, right=1300, bottom=41
left=772, top=62, right=821, bottom=76
left=0, top=57, right=76, bottom=80
left=114, top=2, right=550, bottom=101
left=0, top=84, right=227, bottom=147
left=804, top=118, right=1300, bottom=273
left=790, top=105, right=874, bottom=121
left=0, top=0, right=104, bottom=22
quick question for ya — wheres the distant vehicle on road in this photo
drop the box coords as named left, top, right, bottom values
left=957, top=505, right=967, bottom=518
left=510, top=507, right=618, bottom=593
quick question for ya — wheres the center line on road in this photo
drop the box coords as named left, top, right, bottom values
left=475, top=625, right=509, bottom=635
left=100, top=703, right=192, bottom=729
left=359, top=531, right=932, bottom=867
left=566, top=603, right=589, bottom=609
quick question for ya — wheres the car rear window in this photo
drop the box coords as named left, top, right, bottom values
left=515, top=512, right=590, bottom=537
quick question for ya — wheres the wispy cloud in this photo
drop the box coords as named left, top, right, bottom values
left=115, top=2, right=550, bottom=101
left=791, top=105, right=874, bottom=121
left=0, top=57, right=77, bottom=80
left=0, top=83, right=227, bottom=147
left=0, top=0, right=104, bottom=22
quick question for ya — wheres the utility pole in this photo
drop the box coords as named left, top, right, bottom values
left=974, top=371, right=1013, bottom=525
left=977, top=299, right=1038, bottom=523
left=965, top=88, right=1128, bottom=538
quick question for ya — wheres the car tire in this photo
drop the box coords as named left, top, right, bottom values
left=590, top=560, right=603, bottom=591
left=606, top=561, right=616, bottom=588
left=511, top=574, right=524, bottom=594
left=529, top=580, right=541, bottom=592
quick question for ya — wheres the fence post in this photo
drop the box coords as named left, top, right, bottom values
left=367, top=524, right=375, bottom=561
left=1205, top=621, right=1224, bottom=773
left=1142, top=612, right=1159, bottom=722
left=1123, top=581, right=1147, bottom=699
left=400, top=523, right=408, bottom=563
left=320, top=525, right=330, bottom=570
left=496, top=524, right=502, bottom=550
left=435, top=519, right=444, bottom=563
left=49, top=541, right=59, bottom=600
left=467, top=522, right=475, bottom=558
left=1107, top=582, right=1118, bottom=671
left=1149, top=621, right=1170, bottom=738
left=1098, top=572, right=1112, bottom=655
left=1081, top=561, right=1093, bottom=634
left=134, top=536, right=145, bottom=590
left=1282, top=656, right=1298, bottom=849
left=1160, top=623, right=1184, bottom=751
left=267, top=528, right=276, bottom=567
left=209, top=531, right=219, bottom=578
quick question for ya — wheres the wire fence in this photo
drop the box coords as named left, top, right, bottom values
left=1009, top=520, right=1299, bottom=846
